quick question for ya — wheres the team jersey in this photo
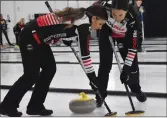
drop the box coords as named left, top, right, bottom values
left=25, top=13, right=97, bottom=85
left=13, top=23, right=25, bottom=35
left=0, top=19, right=7, bottom=30
left=93, top=0, right=140, bottom=72
left=75, top=23, right=97, bottom=82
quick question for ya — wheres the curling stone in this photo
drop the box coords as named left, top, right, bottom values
left=69, top=92, right=96, bottom=114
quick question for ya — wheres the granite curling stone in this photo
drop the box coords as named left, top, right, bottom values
left=69, top=92, right=96, bottom=114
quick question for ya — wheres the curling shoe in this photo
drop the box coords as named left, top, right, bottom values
left=26, top=105, right=53, bottom=116
left=0, top=103, right=22, bottom=117
left=96, top=99, right=104, bottom=107
left=136, top=90, right=147, bottom=102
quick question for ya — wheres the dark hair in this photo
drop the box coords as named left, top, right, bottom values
left=54, top=5, right=108, bottom=22
left=54, top=5, right=108, bottom=29
left=86, top=5, right=108, bottom=20
left=54, top=7, right=86, bottom=22
left=111, top=0, right=129, bottom=11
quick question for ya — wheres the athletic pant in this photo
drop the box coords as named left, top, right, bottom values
left=14, top=32, right=20, bottom=45
left=96, top=24, right=141, bottom=100
left=0, top=29, right=12, bottom=45
left=1, top=25, right=56, bottom=110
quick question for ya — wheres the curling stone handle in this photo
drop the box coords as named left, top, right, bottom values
left=79, top=92, right=88, bottom=100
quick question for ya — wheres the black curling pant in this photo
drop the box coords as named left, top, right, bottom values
left=1, top=27, right=56, bottom=110
left=14, top=32, right=20, bottom=45
left=0, top=29, right=12, bottom=45
left=96, top=24, right=141, bottom=100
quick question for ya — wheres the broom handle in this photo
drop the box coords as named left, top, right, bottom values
left=109, top=36, right=135, bottom=111
left=45, top=1, right=54, bottom=12
left=45, top=1, right=114, bottom=114
left=70, top=45, right=113, bottom=113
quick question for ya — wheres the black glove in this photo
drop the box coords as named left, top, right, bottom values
left=120, top=70, right=129, bottom=84
left=62, top=40, right=73, bottom=46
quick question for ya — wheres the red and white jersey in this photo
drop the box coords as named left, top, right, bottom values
left=36, top=13, right=63, bottom=27
left=106, top=15, right=128, bottom=38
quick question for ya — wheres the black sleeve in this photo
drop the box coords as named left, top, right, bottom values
left=129, top=4, right=141, bottom=32
left=13, top=23, right=19, bottom=32
left=76, top=24, right=97, bottom=82
left=122, top=5, right=139, bottom=72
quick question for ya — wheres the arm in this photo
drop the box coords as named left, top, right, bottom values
left=120, top=28, right=138, bottom=84
left=76, top=24, right=97, bottom=88
left=122, top=29, right=137, bottom=73
left=120, top=18, right=139, bottom=85
left=120, top=6, right=140, bottom=84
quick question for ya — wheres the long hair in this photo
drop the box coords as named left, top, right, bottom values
left=54, top=5, right=108, bottom=28
left=54, top=7, right=86, bottom=23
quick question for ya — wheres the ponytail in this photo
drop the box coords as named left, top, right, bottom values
left=54, top=5, right=108, bottom=29
left=54, top=7, right=86, bottom=22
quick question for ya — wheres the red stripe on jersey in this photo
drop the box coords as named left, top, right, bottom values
left=128, top=52, right=135, bottom=57
left=55, top=17, right=59, bottom=24
left=83, top=59, right=91, bottom=63
left=45, top=15, right=51, bottom=25
left=36, top=13, right=61, bottom=27
left=37, top=17, right=44, bottom=27
left=43, top=16, right=47, bottom=26
left=50, top=14, right=57, bottom=24
left=33, top=33, right=41, bottom=44
left=51, top=14, right=57, bottom=24
left=127, top=54, right=135, bottom=59
left=84, top=63, right=92, bottom=67
left=132, top=38, right=137, bottom=49
left=48, top=14, right=53, bottom=25
left=112, top=31, right=125, bottom=38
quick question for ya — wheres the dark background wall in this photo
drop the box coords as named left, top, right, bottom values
left=143, top=0, right=167, bottom=38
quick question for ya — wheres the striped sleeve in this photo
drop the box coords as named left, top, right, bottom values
left=76, top=24, right=96, bottom=75
left=36, top=13, right=62, bottom=27
left=123, top=29, right=137, bottom=71
left=124, top=49, right=137, bottom=67
left=75, top=24, right=97, bottom=84
left=81, top=55, right=94, bottom=73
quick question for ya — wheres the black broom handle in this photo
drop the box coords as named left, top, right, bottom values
left=109, top=36, right=135, bottom=111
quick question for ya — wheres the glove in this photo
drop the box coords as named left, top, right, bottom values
left=62, top=40, right=73, bottom=46
left=120, top=70, right=129, bottom=84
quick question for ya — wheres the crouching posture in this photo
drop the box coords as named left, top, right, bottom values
left=93, top=0, right=147, bottom=107
left=0, top=5, right=108, bottom=117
